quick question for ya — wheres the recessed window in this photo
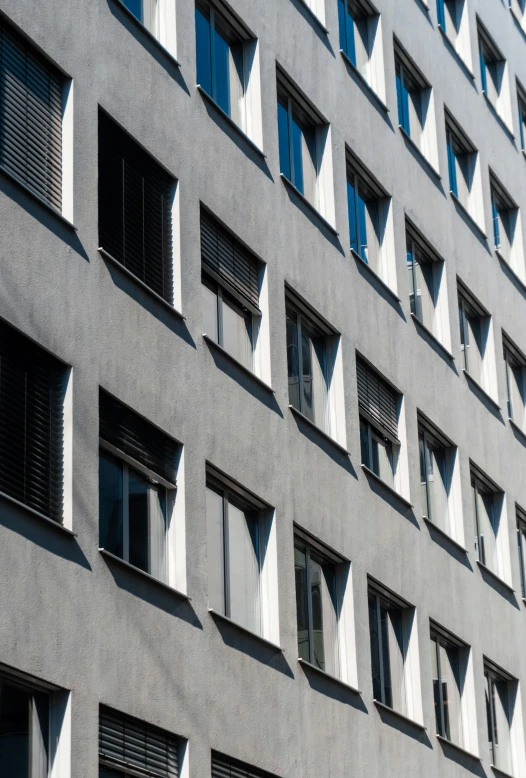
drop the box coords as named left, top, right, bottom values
left=503, top=333, right=526, bottom=429
left=437, top=0, right=458, bottom=38
left=338, top=0, right=384, bottom=97
left=99, top=705, right=185, bottom=778
left=286, top=286, right=346, bottom=446
left=277, top=68, right=335, bottom=224
left=98, top=111, right=178, bottom=307
left=406, top=219, right=449, bottom=347
left=368, top=580, right=422, bottom=723
left=477, top=20, right=511, bottom=125
left=200, top=208, right=264, bottom=375
left=357, top=357, right=400, bottom=488
left=120, top=0, right=177, bottom=56
left=430, top=623, right=477, bottom=753
left=517, top=506, right=526, bottom=599
left=300, top=0, right=326, bottom=24
left=195, top=0, right=261, bottom=145
left=0, top=320, right=69, bottom=524
left=99, top=390, right=183, bottom=588
left=211, top=751, right=279, bottom=778
left=471, top=462, right=507, bottom=580
left=419, top=413, right=460, bottom=540
left=445, top=111, right=482, bottom=225
left=517, top=80, right=526, bottom=151
left=458, top=280, right=496, bottom=397
left=0, top=18, right=73, bottom=220
left=436, top=0, right=471, bottom=65
left=484, top=660, right=523, bottom=775
left=394, top=39, right=437, bottom=167
left=0, top=669, right=70, bottom=778
left=205, top=465, right=277, bottom=639
left=490, top=171, right=523, bottom=276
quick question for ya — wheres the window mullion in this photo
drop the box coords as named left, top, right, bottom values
left=123, top=463, right=130, bottom=562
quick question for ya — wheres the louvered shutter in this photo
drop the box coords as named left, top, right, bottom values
left=99, top=390, right=178, bottom=484
left=200, top=209, right=260, bottom=311
left=211, top=752, right=278, bottom=778
left=0, top=321, right=65, bottom=521
left=98, top=111, right=174, bottom=303
left=99, top=707, right=179, bottom=778
left=356, top=358, right=399, bottom=441
left=0, top=18, right=63, bottom=210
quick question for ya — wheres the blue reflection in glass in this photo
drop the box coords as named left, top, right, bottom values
left=195, top=6, right=212, bottom=95
left=123, top=0, right=143, bottom=22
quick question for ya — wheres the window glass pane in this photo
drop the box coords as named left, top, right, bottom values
left=355, top=17, right=370, bottom=79
left=419, top=435, right=429, bottom=518
left=467, top=316, right=484, bottom=385
left=417, top=259, right=435, bottom=333
left=222, top=294, right=252, bottom=370
left=228, top=42, right=245, bottom=129
left=477, top=488, right=497, bottom=572
left=430, top=635, right=442, bottom=735
left=494, top=681, right=512, bottom=772
left=301, top=328, right=314, bottom=423
left=291, top=115, right=305, bottom=195
left=294, top=544, right=310, bottom=662
left=518, top=525, right=526, bottom=598
left=372, top=433, right=394, bottom=486
left=301, top=124, right=318, bottom=207
left=123, top=0, right=143, bottom=22
left=485, top=674, right=496, bottom=762
left=347, top=179, right=359, bottom=253
left=311, top=337, right=329, bottom=433
left=441, top=644, right=463, bottom=746
left=408, top=247, right=416, bottom=316
left=368, top=595, right=383, bottom=701
left=0, top=683, right=31, bottom=778
left=202, top=278, right=219, bottom=343
left=314, top=555, right=338, bottom=677
left=380, top=603, right=393, bottom=708
left=286, top=311, right=300, bottom=411
left=357, top=190, right=368, bottom=262
left=128, top=468, right=150, bottom=573
left=360, top=418, right=371, bottom=468
left=206, top=486, right=225, bottom=613
left=387, top=607, right=405, bottom=713
left=227, top=501, right=260, bottom=633
left=364, top=199, right=379, bottom=271
left=214, top=26, right=231, bottom=115
left=148, top=485, right=167, bottom=582
left=277, top=99, right=291, bottom=181
left=428, top=445, right=450, bottom=534
left=99, top=453, right=123, bottom=558
left=447, top=134, right=458, bottom=196
left=408, top=89, right=423, bottom=147
left=309, top=555, right=326, bottom=671
left=456, top=153, right=471, bottom=210
left=195, top=5, right=212, bottom=95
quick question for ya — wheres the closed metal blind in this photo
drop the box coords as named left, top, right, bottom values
left=0, top=320, right=64, bottom=521
left=99, top=390, right=178, bottom=485
left=98, top=111, right=174, bottom=303
left=211, top=752, right=277, bottom=778
left=356, top=358, right=398, bottom=441
left=0, top=18, right=63, bottom=210
left=99, top=707, right=179, bottom=778
left=200, top=209, right=260, bottom=311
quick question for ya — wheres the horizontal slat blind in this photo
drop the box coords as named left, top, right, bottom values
left=99, top=707, right=179, bottom=778
left=99, top=390, right=178, bottom=484
left=200, top=209, right=260, bottom=311
left=356, top=358, right=398, bottom=441
left=0, top=18, right=63, bottom=210
left=0, top=321, right=64, bottom=521
left=98, top=111, right=174, bottom=303
left=211, top=752, right=278, bottom=778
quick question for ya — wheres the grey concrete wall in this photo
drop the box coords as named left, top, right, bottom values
left=1, top=0, right=526, bottom=775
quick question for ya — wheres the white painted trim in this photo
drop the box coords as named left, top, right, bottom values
left=62, top=370, right=73, bottom=531
left=49, top=691, right=71, bottom=778
left=61, top=80, right=74, bottom=223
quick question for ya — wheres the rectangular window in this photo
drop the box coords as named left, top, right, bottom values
left=98, top=111, right=175, bottom=305
left=0, top=320, right=66, bottom=523
left=346, top=151, right=386, bottom=275
left=200, top=208, right=261, bottom=372
left=406, top=222, right=446, bottom=343
left=484, top=661, right=515, bottom=774
left=445, top=112, right=480, bottom=220
left=211, top=751, right=279, bottom=778
left=478, top=25, right=503, bottom=110
left=437, top=0, right=458, bottom=35
left=338, top=0, right=377, bottom=82
left=490, top=172, right=519, bottom=264
left=471, top=464, right=503, bottom=576
left=458, top=282, right=490, bottom=390
left=0, top=18, right=66, bottom=213
left=430, top=627, right=466, bottom=746
left=419, top=417, right=454, bottom=536
left=357, top=357, right=399, bottom=487
left=99, top=706, right=183, bottom=778
left=517, top=507, right=526, bottom=599
left=503, top=333, right=526, bottom=429
left=518, top=82, right=526, bottom=151
left=122, top=0, right=159, bottom=35
left=99, top=390, right=180, bottom=584
left=394, top=40, right=434, bottom=162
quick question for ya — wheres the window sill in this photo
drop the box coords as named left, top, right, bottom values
left=292, top=0, right=329, bottom=34
left=339, top=50, right=389, bottom=114
left=423, top=517, right=467, bottom=554
left=437, top=26, right=475, bottom=81
left=203, top=334, right=275, bottom=393
left=462, top=369, right=501, bottom=412
left=491, top=765, right=516, bottom=778
left=483, top=93, right=515, bottom=141
left=449, top=192, right=487, bottom=241
left=99, top=548, right=191, bottom=600
left=289, top=404, right=350, bottom=456
left=0, top=164, right=76, bottom=231
left=476, top=560, right=515, bottom=594
left=280, top=174, right=339, bottom=236
left=196, top=85, right=267, bottom=160
left=208, top=608, right=284, bottom=652
left=410, top=314, right=454, bottom=361
left=351, top=248, right=401, bottom=303
left=373, top=700, right=426, bottom=730
left=398, top=125, right=441, bottom=181
left=509, top=417, right=526, bottom=444
left=436, top=734, right=480, bottom=761
left=112, top=0, right=181, bottom=67
left=0, top=490, right=76, bottom=536
left=361, top=465, right=413, bottom=509
left=99, top=248, right=186, bottom=320
left=298, top=658, right=362, bottom=694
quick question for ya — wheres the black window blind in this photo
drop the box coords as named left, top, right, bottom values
left=200, top=209, right=260, bottom=311
left=356, top=357, right=398, bottom=441
left=211, top=752, right=278, bottom=778
left=98, top=111, right=174, bottom=303
left=0, top=320, right=65, bottom=521
left=0, top=17, right=63, bottom=210
left=99, top=706, right=179, bottom=778
left=99, top=390, right=178, bottom=485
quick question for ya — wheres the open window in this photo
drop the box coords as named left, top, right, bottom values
left=503, top=332, right=526, bottom=432
left=490, top=170, right=524, bottom=279
left=458, top=280, right=497, bottom=400
left=517, top=505, right=526, bottom=600
left=477, top=19, right=512, bottom=127
left=445, top=110, right=483, bottom=228
left=471, top=462, right=510, bottom=584
left=484, top=659, right=526, bottom=776
left=277, top=67, right=335, bottom=225
left=368, top=579, right=423, bottom=724
left=286, top=285, right=346, bottom=447
left=338, top=0, right=384, bottom=99
left=205, top=464, right=279, bottom=644
left=119, top=0, right=177, bottom=58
